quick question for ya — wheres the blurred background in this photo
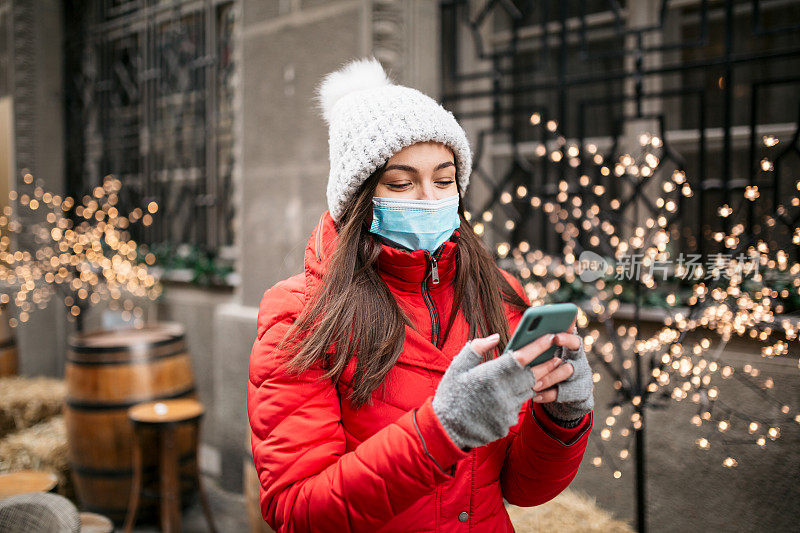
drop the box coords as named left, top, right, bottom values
left=0, top=1, right=797, bottom=532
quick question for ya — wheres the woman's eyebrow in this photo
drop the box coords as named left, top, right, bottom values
left=383, top=161, right=455, bottom=173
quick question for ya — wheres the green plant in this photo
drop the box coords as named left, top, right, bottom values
left=142, top=241, right=234, bottom=287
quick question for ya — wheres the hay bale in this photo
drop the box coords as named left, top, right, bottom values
left=0, top=415, right=72, bottom=499
left=506, top=489, right=634, bottom=533
left=0, top=377, right=65, bottom=437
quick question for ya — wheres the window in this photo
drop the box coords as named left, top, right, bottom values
left=440, top=0, right=799, bottom=260
left=64, top=0, right=238, bottom=282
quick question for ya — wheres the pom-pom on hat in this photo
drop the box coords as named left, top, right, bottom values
left=314, top=57, right=473, bottom=222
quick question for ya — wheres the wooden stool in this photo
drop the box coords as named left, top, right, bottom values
left=0, top=470, right=58, bottom=499
left=79, top=511, right=114, bottom=532
left=123, top=399, right=217, bottom=533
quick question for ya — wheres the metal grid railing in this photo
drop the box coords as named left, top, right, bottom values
left=64, top=0, right=237, bottom=258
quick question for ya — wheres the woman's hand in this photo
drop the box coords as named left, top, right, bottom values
left=505, top=320, right=594, bottom=426
left=432, top=329, right=571, bottom=451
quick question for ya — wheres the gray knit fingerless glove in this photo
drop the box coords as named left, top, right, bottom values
left=432, top=341, right=536, bottom=451
left=541, top=342, right=594, bottom=427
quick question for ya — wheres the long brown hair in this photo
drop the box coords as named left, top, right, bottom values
left=277, top=168, right=528, bottom=408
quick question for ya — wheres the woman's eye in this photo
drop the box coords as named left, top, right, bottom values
left=436, top=179, right=455, bottom=186
left=386, top=183, right=411, bottom=189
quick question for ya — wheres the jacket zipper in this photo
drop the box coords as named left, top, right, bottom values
left=422, top=247, right=444, bottom=347
left=425, top=248, right=457, bottom=476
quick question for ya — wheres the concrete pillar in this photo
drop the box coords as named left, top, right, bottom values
left=10, top=0, right=67, bottom=378
left=215, top=0, right=443, bottom=492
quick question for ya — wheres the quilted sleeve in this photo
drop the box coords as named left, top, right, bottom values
left=246, top=280, right=469, bottom=532
left=496, top=270, right=594, bottom=507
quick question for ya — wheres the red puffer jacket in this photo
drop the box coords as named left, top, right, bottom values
left=247, top=211, right=593, bottom=532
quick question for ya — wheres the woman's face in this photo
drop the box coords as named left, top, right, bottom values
left=374, top=141, right=457, bottom=200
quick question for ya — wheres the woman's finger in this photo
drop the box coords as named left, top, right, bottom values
left=528, top=356, right=562, bottom=382
left=510, top=333, right=558, bottom=367
left=533, top=361, right=574, bottom=393
left=532, top=387, right=558, bottom=403
left=553, top=332, right=581, bottom=351
left=469, top=333, right=501, bottom=357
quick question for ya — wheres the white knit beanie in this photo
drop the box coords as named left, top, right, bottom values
left=314, top=57, right=473, bottom=222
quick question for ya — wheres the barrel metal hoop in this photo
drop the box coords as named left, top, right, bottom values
left=68, top=333, right=185, bottom=354
left=69, top=451, right=195, bottom=477
left=0, top=339, right=16, bottom=349
left=65, top=385, right=196, bottom=411
left=66, top=346, right=188, bottom=366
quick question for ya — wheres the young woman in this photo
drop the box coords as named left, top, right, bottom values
left=247, top=57, right=594, bottom=533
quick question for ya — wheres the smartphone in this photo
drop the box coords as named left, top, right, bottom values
left=503, top=303, right=578, bottom=368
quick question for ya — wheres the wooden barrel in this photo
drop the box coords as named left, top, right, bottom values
left=0, top=304, right=17, bottom=377
left=64, top=322, right=199, bottom=524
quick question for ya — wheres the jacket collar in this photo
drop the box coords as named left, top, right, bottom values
left=305, top=210, right=458, bottom=296
left=302, top=210, right=465, bottom=372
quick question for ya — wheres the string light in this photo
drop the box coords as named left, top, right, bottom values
left=762, top=135, right=779, bottom=147
left=477, top=115, right=800, bottom=481
left=0, top=173, right=162, bottom=328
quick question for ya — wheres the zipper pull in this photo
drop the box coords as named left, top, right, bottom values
left=430, top=255, right=440, bottom=285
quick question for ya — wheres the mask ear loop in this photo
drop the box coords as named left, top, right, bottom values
left=361, top=162, right=385, bottom=236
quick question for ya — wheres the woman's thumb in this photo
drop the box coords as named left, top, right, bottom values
left=469, top=333, right=500, bottom=357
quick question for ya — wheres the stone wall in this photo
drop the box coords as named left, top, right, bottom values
left=10, top=0, right=67, bottom=378
left=212, top=0, right=442, bottom=492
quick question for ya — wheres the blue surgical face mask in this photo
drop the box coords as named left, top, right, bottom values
left=369, top=194, right=460, bottom=254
